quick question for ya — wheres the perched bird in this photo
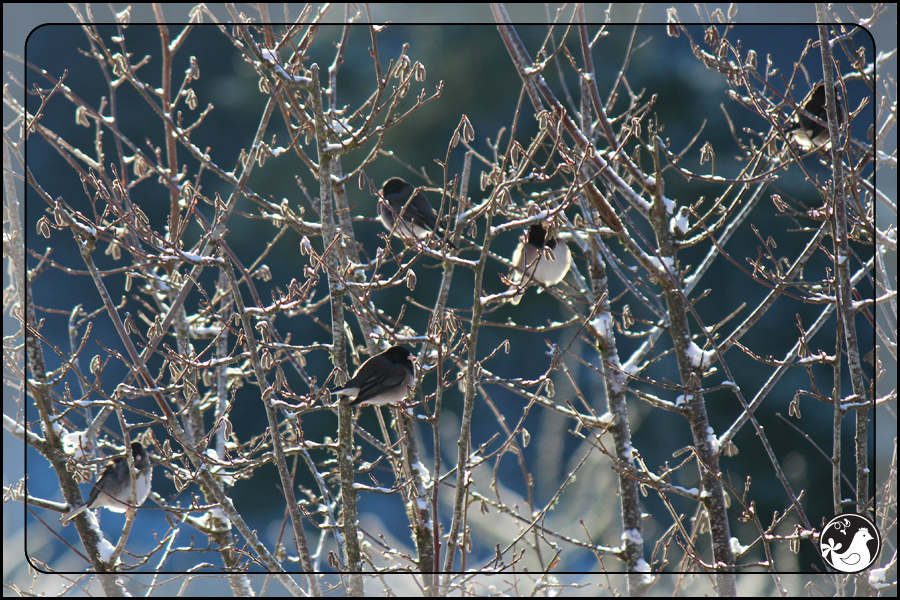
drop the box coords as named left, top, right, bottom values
left=785, top=85, right=844, bottom=151
left=378, top=177, right=456, bottom=249
left=825, top=527, right=875, bottom=570
left=331, top=345, right=415, bottom=406
left=508, top=223, right=572, bottom=305
left=60, top=441, right=152, bottom=525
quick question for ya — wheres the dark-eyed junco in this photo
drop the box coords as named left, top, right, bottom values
left=331, top=345, right=415, bottom=406
left=508, top=223, right=572, bottom=305
left=378, top=177, right=456, bottom=249
left=60, top=441, right=152, bottom=525
left=785, top=85, right=844, bottom=151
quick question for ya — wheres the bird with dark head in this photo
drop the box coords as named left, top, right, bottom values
left=378, top=177, right=456, bottom=249
left=785, top=84, right=844, bottom=151
left=331, top=345, right=416, bottom=406
left=508, top=223, right=572, bottom=305
left=60, top=441, right=152, bottom=525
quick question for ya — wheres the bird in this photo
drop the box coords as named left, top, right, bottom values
left=60, top=441, right=152, bottom=525
left=823, top=527, right=875, bottom=570
left=508, top=223, right=572, bottom=305
left=331, top=345, right=415, bottom=406
left=378, top=177, right=456, bottom=249
left=785, top=84, right=844, bottom=151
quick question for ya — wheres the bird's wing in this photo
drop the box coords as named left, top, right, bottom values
left=402, top=190, right=439, bottom=229
left=355, top=362, right=410, bottom=403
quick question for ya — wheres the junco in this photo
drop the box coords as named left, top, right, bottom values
left=60, top=441, right=152, bottom=525
left=508, top=223, right=572, bottom=305
left=331, top=345, right=415, bottom=406
left=785, top=85, right=844, bottom=151
left=378, top=177, right=456, bottom=249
